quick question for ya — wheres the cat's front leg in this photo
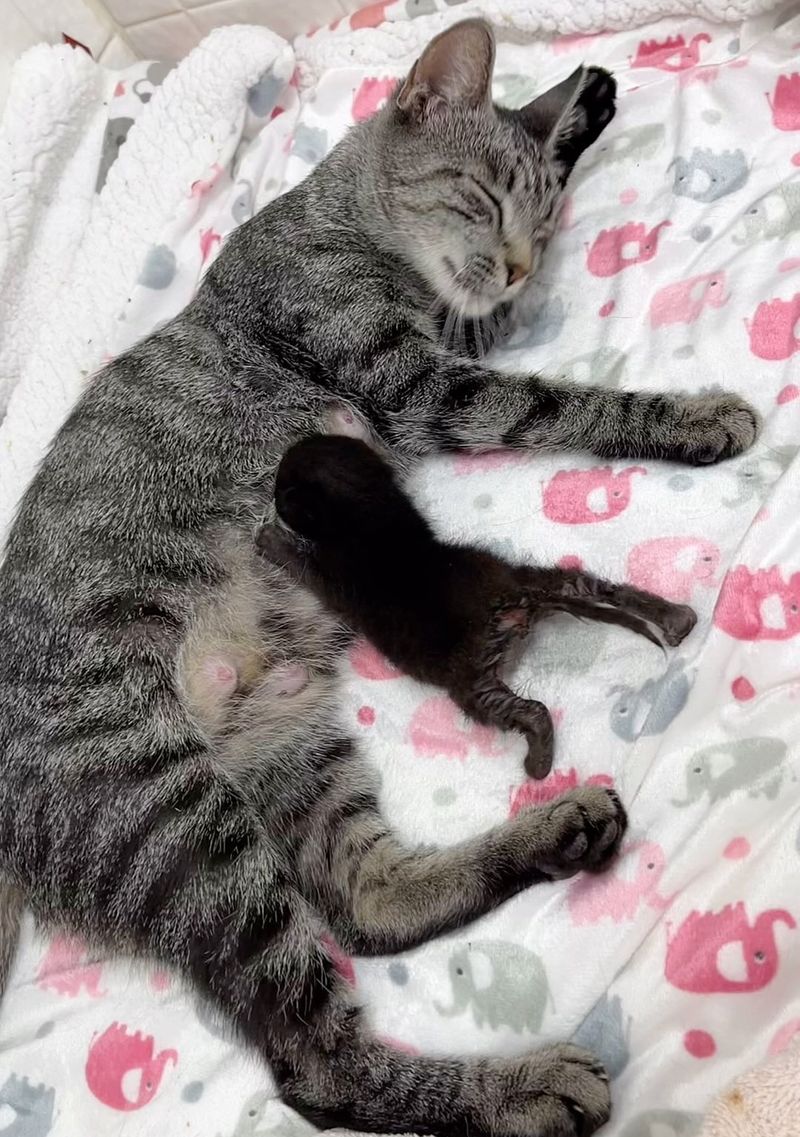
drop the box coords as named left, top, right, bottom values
left=350, top=331, right=760, bottom=464
left=305, top=759, right=626, bottom=957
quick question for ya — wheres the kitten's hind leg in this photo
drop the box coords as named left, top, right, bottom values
left=517, top=566, right=697, bottom=647
left=460, top=677, right=555, bottom=781
left=564, top=582, right=697, bottom=647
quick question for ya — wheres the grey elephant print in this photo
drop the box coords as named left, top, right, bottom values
left=583, top=122, right=665, bottom=170
left=571, top=993, right=631, bottom=1078
left=223, top=1090, right=316, bottom=1137
left=247, top=70, right=285, bottom=116
left=670, top=148, right=749, bottom=203
left=673, top=737, right=787, bottom=807
left=559, top=347, right=627, bottom=388
left=609, top=660, right=692, bottom=742
left=435, top=940, right=551, bottom=1033
left=732, top=182, right=800, bottom=245
left=95, top=117, right=134, bottom=193
left=619, top=1109, right=702, bottom=1137
left=232, top=180, right=255, bottom=225
left=132, top=61, right=173, bottom=105
left=292, top=124, right=329, bottom=165
left=0, top=1074, right=55, bottom=1137
left=724, top=444, right=798, bottom=507
left=533, top=618, right=610, bottom=677
left=138, top=245, right=177, bottom=290
left=508, top=293, right=567, bottom=348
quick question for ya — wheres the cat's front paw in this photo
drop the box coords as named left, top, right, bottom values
left=537, top=786, right=626, bottom=878
left=674, top=393, right=761, bottom=465
left=479, top=1044, right=611, bottom=1137
left=576, top=67, right=617, bottom=146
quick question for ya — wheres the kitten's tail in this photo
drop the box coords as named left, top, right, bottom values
left=0, top=880, right=23, bottom=996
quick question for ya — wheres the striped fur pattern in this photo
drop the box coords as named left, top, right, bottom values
left=0, top=19, right=758, bottom=1137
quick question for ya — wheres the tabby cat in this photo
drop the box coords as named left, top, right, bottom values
left=0, top=19, right=758, bottom=1137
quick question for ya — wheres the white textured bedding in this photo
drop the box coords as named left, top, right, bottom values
left=1, top=2, right=799, bottom=1134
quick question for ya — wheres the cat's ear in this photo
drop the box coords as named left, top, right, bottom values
left=518, top=66, right=616, bottom=179
left=396, top=19, right=495, bottom=119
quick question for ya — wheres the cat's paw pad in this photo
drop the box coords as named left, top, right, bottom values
left=575, top=67, right=617, bottom=142
left=676, top=393, right=761, bottom=465
left=539, top=787, right=626, bottom=877
left=486, top=1044, right=611, bottom=1137
left=660, top=603, right=697, bottom=646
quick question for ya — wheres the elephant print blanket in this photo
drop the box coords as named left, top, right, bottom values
left=1, top=2, right=799, bottom=1136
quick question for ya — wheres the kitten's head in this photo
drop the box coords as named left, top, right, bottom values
left=367, top=19, right=616, bottom=319
left=275, top=435, right=417, bottom=544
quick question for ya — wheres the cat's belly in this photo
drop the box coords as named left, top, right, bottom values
left=175, top=530, right=346, bottom=783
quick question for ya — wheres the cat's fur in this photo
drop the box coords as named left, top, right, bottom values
left=0, top=18, right=758, bottom=1137
left=259, top=434, right=697, bottom=780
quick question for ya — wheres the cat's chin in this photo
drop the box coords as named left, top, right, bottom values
left=437, top=285, right=506, bottom=321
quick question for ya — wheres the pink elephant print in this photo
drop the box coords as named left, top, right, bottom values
left=551, top=31, right=612, bottom=55
left=768, top=74, right=800, bottom=131
left=509, top=768, right=613, bottom=818
left=665, top=903, right=795, bottom=993
left=568, top=841, right=672, bottom=925
left=649, top=271, right=728, bottom=327
left=543, top=466, right=646, bottom=524
left=408, top=696, right=508, bottom=760
left=626, top=537, right=719, bottom=602
left=714, top=565, right=800, bottom=640
left=199, top=227, right=222, bottom=266
left=631, top=33, right=711, bottom=71
left=321, top=934, right=356, bottom=987
left=351, top=1, right=389, bottom=30
left=352, top=77, right=398, bottom=122
left=453, top=451, right=526, bottom=476
left=37, top=935, right=105, bottom=999
left=378, top=1035, right=421, bottom=1056
left=349, top=638, right=403, bottom=680
left=587, top=221, right=670, bottom=276
left=747, top=293, right=800, bottom=360
left=85, top=1023, right=177, bottom=1110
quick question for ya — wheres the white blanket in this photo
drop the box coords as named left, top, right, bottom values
left=1, top=2, right=799, bottom=1135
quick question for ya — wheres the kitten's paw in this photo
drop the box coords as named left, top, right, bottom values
left=480, top=1044, right=611, bottom=1137
left=523, top=717, right=555, bottom=780
left=674, top=393, right=761, bottom=465
left=660, top=603, right=697, bottom=646
left=538, top=787, right=627, bottom=877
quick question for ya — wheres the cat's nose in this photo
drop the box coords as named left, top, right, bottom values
left=506, top=260, right=530, bottom=286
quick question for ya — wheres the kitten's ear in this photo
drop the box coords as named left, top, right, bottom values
left=396, top=19, right=495, bottom=119
left=518, top=66, right=616, bottom=179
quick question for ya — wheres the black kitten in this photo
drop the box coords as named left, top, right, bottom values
left=258, top=435, right=697, bottom=778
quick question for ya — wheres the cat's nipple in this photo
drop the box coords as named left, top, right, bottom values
left=325, top=405, right=370, bottom=442
left=266, top=662, right=310, bottom=697
left=201, top=654, right=239, bottom=699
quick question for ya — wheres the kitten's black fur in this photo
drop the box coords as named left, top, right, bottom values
left=259, top=435, right=698, bottom=779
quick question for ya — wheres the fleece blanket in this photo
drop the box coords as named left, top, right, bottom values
left=1, top=2, right=800, bottom=1135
